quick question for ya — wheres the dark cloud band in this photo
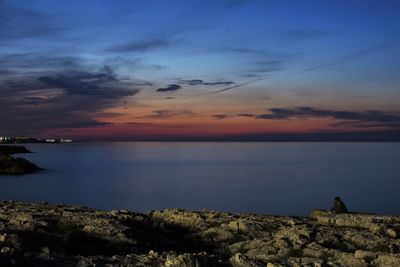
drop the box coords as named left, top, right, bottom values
left=255, top=107, right=400, bottom=129
left=156, top=84, right=181, bottom=92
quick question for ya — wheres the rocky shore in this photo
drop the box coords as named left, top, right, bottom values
left=0, top=201, right=399, bottom=266
left=0, top=146, right=40, bottom=175
left=0, top=146, right=31, bottom=155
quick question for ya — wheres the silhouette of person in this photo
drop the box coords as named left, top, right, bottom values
left=331, top=196, right=348, bottom=213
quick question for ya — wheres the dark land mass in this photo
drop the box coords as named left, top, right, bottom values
left=92, top=130, right=400, bottom=142
left=0, top=146, right=39, bottom=175
left=0, top=137, right=72, bottom=144
left=0, top=201, right=399, bottom=266
left=0, top=154, right=40, bottom=175
left=0, top=146, right=31, bottom=155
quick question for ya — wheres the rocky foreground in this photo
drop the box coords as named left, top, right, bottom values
left=0, top=202, right=399, bottom=266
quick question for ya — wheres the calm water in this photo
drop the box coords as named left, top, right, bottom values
left=0, top=142, right=399, bottom=216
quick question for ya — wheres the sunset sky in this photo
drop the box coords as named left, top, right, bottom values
left=1, top=0, right=400, bottom=140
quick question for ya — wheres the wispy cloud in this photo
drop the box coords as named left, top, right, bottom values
left=255, top=107, right=400, bottom=129
left=178, top=79, right=235, bottom=86
left=139, top=109, right=195, bottom=119
left=180, top=77, right=264, bottom=98
left=247, top=60, right=284, bottom=74
left=211, top=78, right=264, bottom=94
left=212, top=114, right=228, bottom=120
left=106, top=38, right=171, bottom=53
left=237, top=113, right=255, bottom=118
left=0, top=53, right=82, bottom=72
left=303, top=43, right=395, bottom=72
left=156, top=84, right=181, bottom=92
left=37, top=66, right=136, bottom=98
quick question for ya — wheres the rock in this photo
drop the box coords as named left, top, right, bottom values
left=1, top=246, right=13, bottom=254
left=230, top=253, right=263, bottom=267
left=0, top=153, right=40, bottom=175
left=373, top=254, right=400, bottom=266
left=164, top=252, right=216, bottom=267
left=389, top=244, right=399, bottom=253
left=387, top=228, right=398, bottom=238
left=0, top=201, right=398, bottom=266
left=75, top=258, right=93, bottom=267
left=354, top=250, right=376, bottom=261
left=11, top=213, right=33, bottom=224
left=39, top=246, right=51, bottom=261
left=0, top=233, right=6, bottom=243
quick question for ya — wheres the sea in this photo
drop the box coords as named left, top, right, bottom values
left=1, top=142, right=399, bottom=216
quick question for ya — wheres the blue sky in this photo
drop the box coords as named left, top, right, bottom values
left=1, top=0, right=400, bottom=139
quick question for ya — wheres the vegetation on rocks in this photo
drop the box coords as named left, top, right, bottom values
left=0, top=201, right=399, bottom=266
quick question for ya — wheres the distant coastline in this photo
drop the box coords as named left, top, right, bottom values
left=2, top=129, right=400, bottom=143
left=0, top=136, right=72, bottom=144
left=70, top=130, right=400, bottom=142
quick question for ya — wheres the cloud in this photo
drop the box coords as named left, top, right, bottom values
left=156, top=84, right=181, bottom=92
left=211, top=78, right=263, bottom=94
left=0, top=65, right=140, bottom=136
left=247, top=60, right=284, bottom=74
left=180, top=79, right=204, bottom=85
left=178, top=79, right=235, bottom=86
left=107, top=38, right=170, bottom=53
left=204, top=81, right=235, bottom=86
left=139, top=109, right=195, bottom=119
left=212, top=114, right=228, bottom=120
left=181, top=77, right=264, bottom=98
left=104, top=56, right=167, bottom=71
left=223, top=47, right=267, bottom=54
left=255, top=107, right=400, bottom=129
left=303, top=43, right=395, bottom=72
left=237, top=113, right=255, bottom=118
left=37, top=67, right=137, bottom=98
left=333, top=121, right=400, bottom=129
left=0, top=53, right=82, bottom=72
left=123, top=122, right=153, bottom=125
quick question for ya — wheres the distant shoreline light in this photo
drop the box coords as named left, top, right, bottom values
left=0, top=136, right=73, bottom=144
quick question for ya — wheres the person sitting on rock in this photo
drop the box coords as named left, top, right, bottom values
left=331, top=196, right=348, bottom=213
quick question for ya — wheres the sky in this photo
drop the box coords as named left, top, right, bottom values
left=1, top=0, right=400, bottom=140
